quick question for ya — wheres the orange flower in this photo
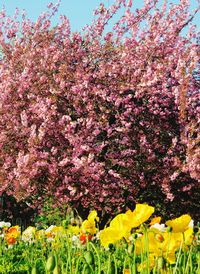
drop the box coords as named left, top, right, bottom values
left=79, top=233, right=92, bottom=244
left=5, top=225, right=20, bottom=245
left=6, top=237, right=16, bottom=245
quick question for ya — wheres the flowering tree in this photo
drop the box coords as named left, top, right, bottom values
left=0, top=0, right=199, bottom=220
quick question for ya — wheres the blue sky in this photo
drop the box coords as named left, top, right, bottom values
left=0, top=0, right=199, bottom=32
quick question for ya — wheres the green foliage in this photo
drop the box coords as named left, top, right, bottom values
left=0, top=228, right=199, bottom=274
left=34, top=197, right=72, bottom=228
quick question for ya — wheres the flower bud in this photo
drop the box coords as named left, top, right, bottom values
left=84, top=250, right=95, bottom=265
left=157, top=256, right=164, bottom=270
left=166, top=226, right=172, bottom=232
left=53, top=265, right=61, bottom=274
left=31, top=266, right=39, bottom=274
left=46, top=254, right=56, bottom=271
left=128, top=244, right=134, bottom=254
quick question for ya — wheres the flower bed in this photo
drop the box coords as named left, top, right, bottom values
left=0, top=204, right=199, bottom=273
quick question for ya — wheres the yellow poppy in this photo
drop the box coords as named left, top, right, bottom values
left=45, top=226, right=67, bottom=239
left=165, top=214, right=191, bottom=233
left=164, top=252, right=177, bottom=265
left=135, top=230, right=182, bottom=264
left=110, top=213, right=131, bottom=237
left=67, top=225, right=80, bottom=235
left=99, top=227, right=122, bottom=247
left=81, top=210, right=99, bottom=235
left=50, top=226, right=67, bottom=237
left=87, top=210, right=99, bottom=223
left=184, top=227, right=194, bottom=246
left=135, top=230, right=160, bottom=255
left=137, top=254, right=155, bottom=272
left=125, top=204, right=155, bottom=228
left=35, top=229, right=45, bottom=240
left=161, top=232, right=182, bottom=263
left=81, top=219, right=97, bottom=234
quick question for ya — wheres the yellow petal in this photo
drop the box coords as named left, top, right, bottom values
left=110, top=213, right=130, bottom=229
left=162, top=231, right=182, bottom=251
left=150, top=216, right=161, bottom=226
left=126, top=204, right=154, bottom=228
left=81, top=220, right=97, bottom=234
left=67, top=225, right=80, bottom=235
left=165, top=214, right=191, bottom=233
left=135, top=231, right=160, bottom=256
left=99, top=227, right=122, bottom=247
left=137, top=255, right=155, bottom=272
left=87, top=210, right=99, bottom=222
left=165, top=252, right=176, bottom=264
left=184, top=227, right=194, bottom=246
left=110, top=213, right=132, bottom=239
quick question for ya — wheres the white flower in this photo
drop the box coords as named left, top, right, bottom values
left=22, top=226, right=36, bottom=242
left=150, top=223, right=166, bottom=232
left=71, top=235, right=78, bottom=242
left=0, top=221, right=11, bottom=228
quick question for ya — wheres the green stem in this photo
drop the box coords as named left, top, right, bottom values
left=89, top=242, right=101, bottom=274
left=184, top=246, right=192, bottom=274
left=173, top=240, right=183, bottom=274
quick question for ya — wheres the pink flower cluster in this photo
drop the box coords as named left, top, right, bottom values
left=0, top=0, right=199, bottom=216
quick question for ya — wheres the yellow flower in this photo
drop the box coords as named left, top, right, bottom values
left=45, top=225, right=67, bottom=240
left=99, top=227, right=122, bottom=247
left=35, top=229, right=45, bottom=240
left=137, top=255, right=155, bottom=272
left=99, top=213, right=131, bottom=247
left=81, top=210, right=99, bottom=235
left=125, top=203, right=155, bottom=228
left=135, top=230, right=183, bottom=264
left=110, top=204, right=155, bottom=235
left=88, top=210, right=99, bottom=223
left=161, top=232, right=182, bottom=264
left=67, top=225, right=80, bottom=235
left=110, top=213, right=131, bottom=238
left=133, top=215, right=193, bottom=266
left=165, top=214, right=191, bottom=233
left=81, top=219, right=97, bottom=235
left=135, top=231, right=159, bottom=255
left=50, top=226, right=67, bottom=238
left=184, top=227, right=194, bottom=246
left=99, top=204, right=154, bottom=247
